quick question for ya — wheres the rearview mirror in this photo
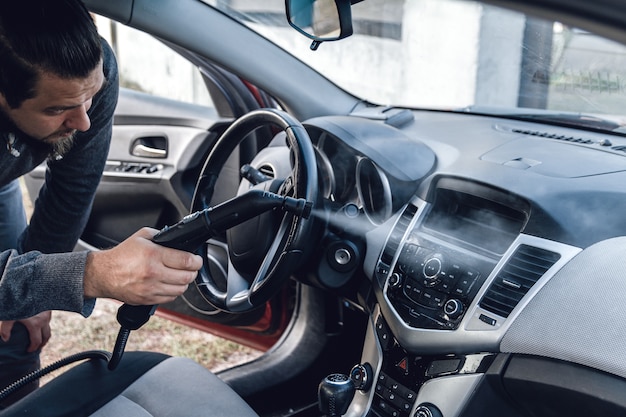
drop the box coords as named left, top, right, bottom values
left=285, top=0, right=353, bottom=50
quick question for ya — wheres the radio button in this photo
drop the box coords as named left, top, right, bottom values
left=436, top=278, right=453, bottom=293
left=403, top=281, right=424, bottom=304
left=420, top=289, right=446, bottom=309
left=452, top=271, right=478, bottom=296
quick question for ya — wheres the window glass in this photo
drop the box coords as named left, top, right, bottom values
left=205, top=0, right=626, bottom=124
left=94, top=16, right=213, bottom=107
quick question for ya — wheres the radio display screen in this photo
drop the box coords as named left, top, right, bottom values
left=422, top=186, right=528, bottom=255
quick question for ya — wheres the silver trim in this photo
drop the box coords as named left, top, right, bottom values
left=363, top=197, right=428, bottom=285
left=131, top=143, right=167, bottom=158
left=413, top=373, right=484, bottom=417
left=345, top=305, right=383, bottom=417
left=463, top=235, right=580, bottom=333
left=376, top=194, right=582, bottom=354
left=377, top=196, right=429, bottom=272
left=27, top=163, right=172, bottom=182
left=182, top=239, right=229, bottom=316
left=356, top=157, right=393, bottom=225
left=313, top=146, right=336, bottom=199
left=344, top=305, right=495, bottom=417
left=256, top=163, right=276, bottom=179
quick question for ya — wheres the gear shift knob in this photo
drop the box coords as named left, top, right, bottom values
left=318, top=373, right=356, bottom=416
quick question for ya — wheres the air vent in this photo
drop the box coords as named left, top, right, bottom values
left=380, top=204, right=417, bottom=266
left=479, top=245, right=561, bottom=318
left=497, top=124, right=615, bottom=148
left=613, top=145, right=626, bottom=154
left=512, top=128, right=596, bottom=144
left=257, top=164, right=276, bottom=179
left=507, top=126, right=621, bottom=149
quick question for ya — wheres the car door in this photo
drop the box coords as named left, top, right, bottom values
left=23, top=17, right=290, bottom=351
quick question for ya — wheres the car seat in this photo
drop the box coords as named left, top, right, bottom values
left=0, top=351, right=259, bottom=417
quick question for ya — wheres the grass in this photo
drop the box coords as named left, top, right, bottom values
left=41, top=299, right=261, bottom=384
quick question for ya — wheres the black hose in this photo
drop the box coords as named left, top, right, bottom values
left=107, top=328, right=131, bottom=371
left=108, top=304, right=157, bottom=371
left=0, top=350, right=112, bottom=402
left=1, top=302, right=157, bottom=402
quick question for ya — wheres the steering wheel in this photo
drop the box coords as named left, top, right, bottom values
left=190, top=108, right=318, bottom=313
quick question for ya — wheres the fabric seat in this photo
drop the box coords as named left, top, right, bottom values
left=0, top=351, right=259, bottom=417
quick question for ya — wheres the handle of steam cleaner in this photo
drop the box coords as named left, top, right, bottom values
left=107, top=214, right=211, bottom=371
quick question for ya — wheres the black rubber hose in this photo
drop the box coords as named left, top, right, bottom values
left=0, top=350, right=112, bottom=402
left=107, top=328, right=130, bottom=371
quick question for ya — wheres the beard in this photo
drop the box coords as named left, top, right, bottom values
left=6, top=131, right=77, bottom=161
left=0, top=106, right=77, bottom=158
left=47, top=131, right=77, bottom=159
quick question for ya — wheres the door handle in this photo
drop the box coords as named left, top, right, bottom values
left=130, top=136, right=168, bottom=158
left=131, top=144, right=167, bottom=158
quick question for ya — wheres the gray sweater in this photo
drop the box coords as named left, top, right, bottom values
left=0, top=39, right=119, bottom=320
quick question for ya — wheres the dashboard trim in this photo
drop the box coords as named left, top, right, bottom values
left=376, top=196, right=582, bottom=355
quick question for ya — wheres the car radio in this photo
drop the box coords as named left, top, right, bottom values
left=386, top=234, right=497, bottom=331
left=383, top=179, right=530, bottom=330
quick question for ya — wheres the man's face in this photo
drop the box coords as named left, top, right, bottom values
left=0, top=61, right=105, bottom=146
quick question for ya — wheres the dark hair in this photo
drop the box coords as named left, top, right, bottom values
left=0, top=0, right=103, bottom=108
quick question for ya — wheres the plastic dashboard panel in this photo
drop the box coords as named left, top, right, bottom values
left=500, top=236, right=626, bottom=379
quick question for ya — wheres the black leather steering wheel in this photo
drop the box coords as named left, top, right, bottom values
left=190, top=108, right=318, bottom=313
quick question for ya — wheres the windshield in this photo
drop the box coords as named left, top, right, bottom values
left=206, top=0, right=626, bottom=131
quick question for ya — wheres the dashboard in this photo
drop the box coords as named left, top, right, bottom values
left=284, top=109, right=626, bottom=417
left=287, top=108, right=626, bottom=357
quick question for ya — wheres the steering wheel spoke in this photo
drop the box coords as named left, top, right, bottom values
left=224, top=260, right=255, bottom=311
left=250, top=216, right=294, bottom=284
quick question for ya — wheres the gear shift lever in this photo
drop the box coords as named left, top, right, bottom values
left=318, top=373, right=356, bottom=417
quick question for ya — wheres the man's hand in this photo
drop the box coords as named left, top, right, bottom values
left=0, top=311, right=52, bottom=353
left=83, top=227, right=203, bottom=305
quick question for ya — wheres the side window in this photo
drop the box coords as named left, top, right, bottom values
left=94, top=16, right=213, bottom=107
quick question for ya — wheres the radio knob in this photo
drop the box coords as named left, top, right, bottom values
left=350, top=363, right=373, bottom=391
left=388, top=272, right=402, bottom=289
left=422, top=254, right=443, bottom=287
left=444, top=299, right=464, bottom=319
left=414, top=403, right=443, bottom=417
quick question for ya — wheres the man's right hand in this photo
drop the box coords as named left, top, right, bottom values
left=83, top=227, right=203, bottom=305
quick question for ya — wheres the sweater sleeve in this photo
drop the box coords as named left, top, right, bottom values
left=0, top=250, right=94, bottom=320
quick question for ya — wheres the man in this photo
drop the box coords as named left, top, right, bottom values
left=0, top=0, right=202, bottom=405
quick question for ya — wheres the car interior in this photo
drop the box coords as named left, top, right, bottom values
left=7, top=0, right=626, bottom=416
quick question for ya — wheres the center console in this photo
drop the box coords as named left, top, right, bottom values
left=328, top=177, right=583, bottom=417
left=378, top=177, right=531, bottom=332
